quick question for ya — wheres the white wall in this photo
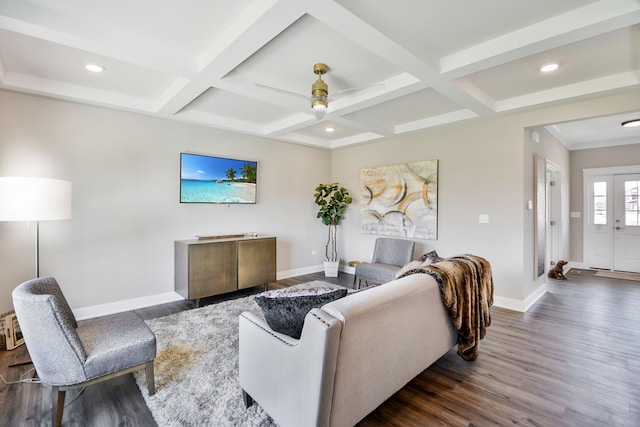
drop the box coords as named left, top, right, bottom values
left=0, top=90, right=332, bottom=314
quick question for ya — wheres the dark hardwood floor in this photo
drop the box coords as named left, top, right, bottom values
left=1, top=269, right=639, bottom=426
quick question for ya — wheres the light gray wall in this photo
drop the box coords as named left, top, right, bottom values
left=332, top=89, right=640, bottom=307
left=569, top=143, right=640, bottom=263
left=1, top=88, right=639, bottom=314
left=0, top=90, right=332, bottom=313
left=332, top=118, right=525, bottom=301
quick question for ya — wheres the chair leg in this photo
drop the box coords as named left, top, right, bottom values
left=145, top=361, right=156, bottom=396
left=242, top=389, right=254, bottom=408
left=51, top=387, right=65, bottom=427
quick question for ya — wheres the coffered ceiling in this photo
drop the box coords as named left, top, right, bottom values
left=0, top=0, right=639, bottom=150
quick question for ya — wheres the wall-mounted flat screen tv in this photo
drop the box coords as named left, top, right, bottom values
left=180, top=152, right=257, bottom=204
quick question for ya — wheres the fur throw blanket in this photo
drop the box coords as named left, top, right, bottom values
left=397, top=254, right=494, bottom=361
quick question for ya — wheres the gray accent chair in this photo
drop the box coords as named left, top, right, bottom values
left=12, top=277, right=156, bottom=427
left=355, top=238, right=415, bottom=289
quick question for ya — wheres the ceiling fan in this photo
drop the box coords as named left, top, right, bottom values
left=256, top=63, right=383, bottom=117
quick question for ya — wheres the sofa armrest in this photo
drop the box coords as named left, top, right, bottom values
left=239, top=309, right=343, bottom=427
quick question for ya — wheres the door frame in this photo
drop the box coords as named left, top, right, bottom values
left=546, top=161, right=561, bottom=270
left=583, top=165, right=640, bottom=270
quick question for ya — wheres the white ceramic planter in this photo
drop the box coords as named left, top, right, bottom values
left=323, top=261, right=339, bottom=277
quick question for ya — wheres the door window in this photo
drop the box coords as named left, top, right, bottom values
left=624, top=180, right=639, bottom=226
left=593, top=181, right=607, bottom=225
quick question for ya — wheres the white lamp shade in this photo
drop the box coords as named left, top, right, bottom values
left=0, top=177, right=72, bottom=221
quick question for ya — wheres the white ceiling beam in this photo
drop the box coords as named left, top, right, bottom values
left=307, top=0, right=496, bottom=116
left=329, top=132, right=385, bottom=149
left=0, top=7, right=194, bottom=76
left=395, top=109, right=479, bottom=134
left=173, top=109, right=265, bottom=136
left=0, top=72, right=156, bottom=112
left=440, top=0, right=640, bottom=79
left=196, top=0, right=302, bottom=76
left=156, top=0, right=305, bottom=117
left=496, top=71, right=640, bottom=112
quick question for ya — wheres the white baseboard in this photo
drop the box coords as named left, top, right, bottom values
left=73, top=291, right=185, bottom=320
left=74, top=265, right=328, bottom=320
left=492, top=296, right=527, bottom=312
left=492, top=282, right=548, bottom=313
left=278, top=262, right=358, bottom=279
left=277, top=264, right=324, bottom=279
left=73, top=263, right=555, bottom=319
left=523, top=282, right=548, bottom=311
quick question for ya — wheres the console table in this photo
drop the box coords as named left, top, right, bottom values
left=175, top=235, right=276, bottom=306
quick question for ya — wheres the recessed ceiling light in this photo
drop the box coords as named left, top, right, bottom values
left=621, top=119, right=640, bottom=128
left=85, top=64, right=104, bottom=73
left=539, top=63, right=559, bottom=73
left=325, top=127, right=335, bottom=132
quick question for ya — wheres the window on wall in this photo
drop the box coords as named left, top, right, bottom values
left=625, top=180, right=639, bottom=226
left=593, top=181, right=607, bottom=225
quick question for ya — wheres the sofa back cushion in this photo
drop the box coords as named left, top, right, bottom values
left=321, top=273, right=457, bottom=427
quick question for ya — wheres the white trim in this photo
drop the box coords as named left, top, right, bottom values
left=492, top=296, right=527, bottom=312
left=276, top=264, right=323, bottom=279
left=74, top=266, right=330, bottom=320
left=73, top=292, right=185, bottom=320
left=493, top=282, right=547, bottom=313
left=524, top=282, right=548, bottom=311
left=277, top=262, right=358, bottom=279
left=583, top=165, right=640, bottom=176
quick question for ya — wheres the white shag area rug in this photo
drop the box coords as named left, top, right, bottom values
left=134, top=281, right=342, bottom=427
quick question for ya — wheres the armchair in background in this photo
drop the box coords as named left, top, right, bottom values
left=355, top=238, right=415, bottom=289
left=12, top=277, right=156, bottom=427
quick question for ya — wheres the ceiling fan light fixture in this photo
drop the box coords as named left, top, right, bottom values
left=312, top=98, right=328, bottom=111
left=621, top=119, right=640, bottom=128
left=311, top=63, right=329, bottom=111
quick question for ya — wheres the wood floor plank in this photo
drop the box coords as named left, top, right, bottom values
left=1, top=269, right=639, bottom=426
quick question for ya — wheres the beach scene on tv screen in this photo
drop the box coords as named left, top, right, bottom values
left=181, top=153, right=257, bottom=203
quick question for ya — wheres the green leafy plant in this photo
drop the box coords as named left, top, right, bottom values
left=314, top=183, right=353, bottom=262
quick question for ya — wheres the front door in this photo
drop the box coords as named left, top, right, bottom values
left=613, top=174, right=640, bottom=273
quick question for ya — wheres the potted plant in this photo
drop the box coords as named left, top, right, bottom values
left=314, top=182, right=353, bottom=277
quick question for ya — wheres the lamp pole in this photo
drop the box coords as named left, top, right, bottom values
left=0, top=177, right=72, bottom=278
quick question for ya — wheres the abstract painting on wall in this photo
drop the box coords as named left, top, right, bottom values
left=360, top=159, right=438, bottom=239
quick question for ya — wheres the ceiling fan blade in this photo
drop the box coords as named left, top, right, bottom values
left=331, top=83, right=385, bottom=100
left=255, top=83, right=309, bottom=100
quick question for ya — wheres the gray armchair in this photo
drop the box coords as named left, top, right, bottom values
left=355, top=238, right=415, bottom=289
left=12, top=277, right=156, bottom=427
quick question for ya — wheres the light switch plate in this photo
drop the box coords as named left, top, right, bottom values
left=479, top=214, right=489, bottom=224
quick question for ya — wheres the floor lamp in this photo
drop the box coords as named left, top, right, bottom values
left=0, top=177, right=72, bottom=278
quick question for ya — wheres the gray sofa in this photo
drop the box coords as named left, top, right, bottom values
left=239, top=273, right=457, bottom=427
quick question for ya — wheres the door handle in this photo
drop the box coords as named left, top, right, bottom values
left=615, top=226, right=624, bottom=230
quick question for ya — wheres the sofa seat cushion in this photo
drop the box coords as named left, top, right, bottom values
left=255, top=287, right=348, bottom=339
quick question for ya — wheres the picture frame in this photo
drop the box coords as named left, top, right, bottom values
left=180, top=152, right=258, bottom=204
left=360, top=159, right=438, bottom=239
left=4, top=312, right=25, bottom=350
